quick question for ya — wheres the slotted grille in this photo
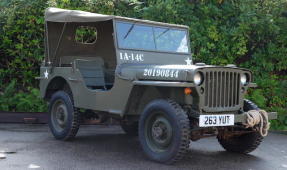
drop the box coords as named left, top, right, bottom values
left=204, top=71, right=240, bottom=109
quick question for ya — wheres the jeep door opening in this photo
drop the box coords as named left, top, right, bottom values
left=38, top=8, right=277, bottom=164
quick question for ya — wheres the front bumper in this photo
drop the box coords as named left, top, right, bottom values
left=235, top=111, right=277, bottom=123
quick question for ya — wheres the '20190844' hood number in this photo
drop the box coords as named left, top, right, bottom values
left=143, top=69, right=179, bottom=78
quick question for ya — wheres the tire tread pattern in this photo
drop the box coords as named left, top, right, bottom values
left=166, top=99, right=191, bottom=164
left=62, top=86, right=80, bottom=141
left=217, top=99, right=263, bottom=154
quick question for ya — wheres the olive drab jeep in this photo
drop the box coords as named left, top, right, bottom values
left=38, top=8, right=277, bottom=164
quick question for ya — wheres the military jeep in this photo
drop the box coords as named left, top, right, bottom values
left=38, top=8, right=277, bottom=164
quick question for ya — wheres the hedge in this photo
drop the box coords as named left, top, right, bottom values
left=0, top=0, right=286, bottom=129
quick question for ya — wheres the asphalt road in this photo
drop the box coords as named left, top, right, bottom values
left=0, top=124, right=286, bottom=170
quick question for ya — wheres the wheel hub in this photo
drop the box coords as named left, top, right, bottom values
left=51, top=100, right=68, bottom=131
left=152, top=120, right=167, bottom=141
left=145, top=114, right=173, bottom=152
left=56, top=106, right=66, bottom=126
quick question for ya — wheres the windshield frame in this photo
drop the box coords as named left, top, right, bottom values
left=114, top=19, right=191, bottom=55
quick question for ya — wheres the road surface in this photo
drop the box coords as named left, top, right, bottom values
left=0, top=124, right=286, bottom=170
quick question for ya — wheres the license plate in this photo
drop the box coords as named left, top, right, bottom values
left=199, top=114, right=234, bottom=127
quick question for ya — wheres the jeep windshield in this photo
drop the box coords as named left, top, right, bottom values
left=115, top=21, right=189, bottom=53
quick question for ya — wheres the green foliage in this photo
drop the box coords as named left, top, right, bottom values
left=0, top=80, right=47, bottom=112
left=0, top=0, right=47, bottom=89
left=75, top=26, right=98, bottom=44
left=0, top=0, right=286, bottom=129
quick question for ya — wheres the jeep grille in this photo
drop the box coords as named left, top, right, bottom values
left=203, top=70, right=241, bottom=111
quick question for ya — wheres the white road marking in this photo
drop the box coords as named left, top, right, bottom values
left=282, top=164, right=287, bottom=168
left=0, top=153, right=6, bottom=159
left=28, top=164, right=41, bottom=169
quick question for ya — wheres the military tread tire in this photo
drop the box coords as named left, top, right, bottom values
left=48, top=90, right=80, bottom=140
left=217, top=99, right=263, bottom=153
left=139, top=99, right=190, bottom=164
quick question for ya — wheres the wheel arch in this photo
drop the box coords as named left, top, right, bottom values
left=124, top=85, right=185, bottom=117
left=44, top=76, right=73, bottom=101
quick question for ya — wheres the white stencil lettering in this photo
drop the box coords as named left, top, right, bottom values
left=143, top=69, right=179, bottom=78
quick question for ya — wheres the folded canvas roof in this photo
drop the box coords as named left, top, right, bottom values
left=45, top=7, right=188, bottom=28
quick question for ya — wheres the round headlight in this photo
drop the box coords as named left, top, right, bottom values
left=194, top=72, right=203, bottom=85
left=241, top=74, right=248, bottom=85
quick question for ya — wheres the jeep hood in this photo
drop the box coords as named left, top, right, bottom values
left=116, top=64, right=250, bottom=82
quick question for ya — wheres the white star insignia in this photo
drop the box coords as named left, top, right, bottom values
left=185, top=57, right=192, bottom=65
left=44, top=69, right=49, bottom=79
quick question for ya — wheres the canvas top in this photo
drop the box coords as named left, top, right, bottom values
left=45, top=7, right=189, bottom=28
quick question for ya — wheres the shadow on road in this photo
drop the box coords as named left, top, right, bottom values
left=1, top=124, right=282, bottom=170
left=61, top=132, right=265, bottom=169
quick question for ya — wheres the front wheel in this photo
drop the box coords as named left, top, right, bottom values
left=48, top=91, right=80, bottom=140
left=138, top=99, right=190, bottom=164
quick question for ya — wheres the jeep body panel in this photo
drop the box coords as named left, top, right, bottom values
left=39, top=64, right=251, bottom=116
left=40, top=66, right=133, bottom=116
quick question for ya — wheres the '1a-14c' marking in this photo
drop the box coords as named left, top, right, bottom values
left=119, top=52, right=144, bottom=62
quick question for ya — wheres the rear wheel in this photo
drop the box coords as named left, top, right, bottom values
left=48, top=90, right=80, bottom=140
left=217, top=99, right=263, bottom=153
left=139, top=99, right=190, bottom=164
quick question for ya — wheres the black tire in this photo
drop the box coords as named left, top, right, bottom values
left=217, top=99, right=263, bottom=153
left=139, top=99, right=190, bottom=164
left=48, top=90, right=80, bottom=140
left=243, top=99, right=259, bottom=111
left=120, top=121, right=138, bottom=136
